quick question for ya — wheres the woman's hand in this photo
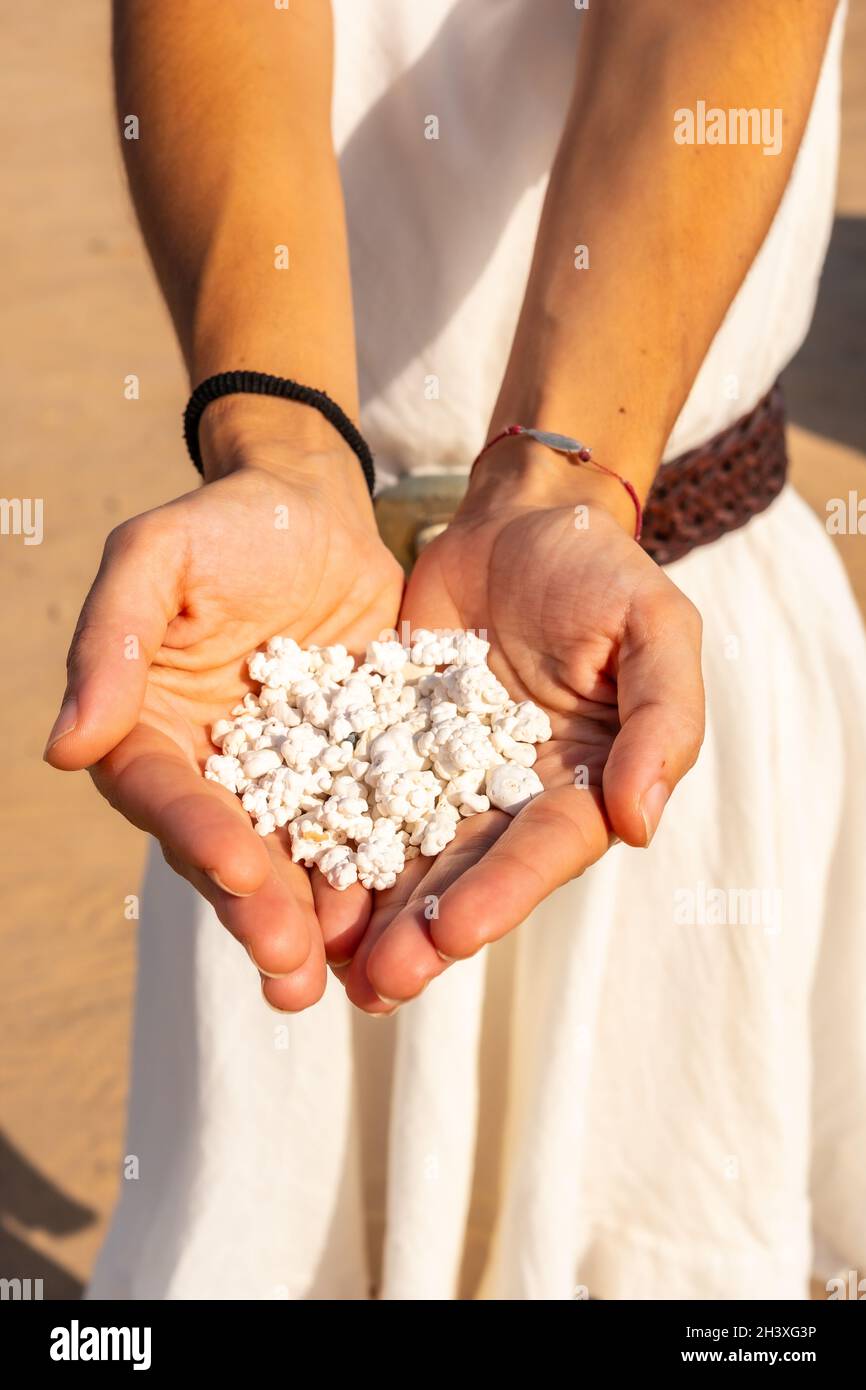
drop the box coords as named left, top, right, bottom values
left=340, top=459, right=704, bottom=1013
left=45, top=405, right=403, bottom=1012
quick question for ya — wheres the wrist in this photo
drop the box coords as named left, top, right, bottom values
left=462, top=434, right=640, bottom=534
left=197, top=394, right=375, bottom=513
left=481, top=366, right=669, bottom=522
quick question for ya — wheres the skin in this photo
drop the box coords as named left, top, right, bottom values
left=48, top=422, right=402, bottom=1011
left=345, top=0, right=839, bottom=1010
left=46, top=0, right=838, bottom=1014
left=46, top=2, right=398, bottom=1010
left=342, top=491, right=704, bottom=1011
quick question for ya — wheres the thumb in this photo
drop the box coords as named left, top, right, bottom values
left=44, top=518, right=180, bottom=770
left=602, top=585, right=705, bottom=847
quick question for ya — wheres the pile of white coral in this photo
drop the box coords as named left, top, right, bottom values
left=204, top=630, right=551, bottom=891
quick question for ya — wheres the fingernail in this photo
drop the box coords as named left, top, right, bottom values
left=370, top=1004, right=399, bottom=1018
left=435, top=949, right=456, bottom=963
left=206, top=868, right=256, bottom=898
left=640, top=781, right=669, bottom=846
left=43, top=696, right=78, bottom=758
left=375, top=993, right=401, bottom=1007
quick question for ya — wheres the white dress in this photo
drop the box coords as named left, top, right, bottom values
left=89, top=0, right=866, bottom=1300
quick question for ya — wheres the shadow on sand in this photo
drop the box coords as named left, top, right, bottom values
left=0, top=1129, right=96, bottom=1299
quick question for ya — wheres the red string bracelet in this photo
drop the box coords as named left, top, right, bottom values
left=471, top=424, right=643, bottom=542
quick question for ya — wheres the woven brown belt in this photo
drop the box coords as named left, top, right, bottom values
left=374, top=383, right=788, bottom=571
left=641, top=383, right=787, bottom=565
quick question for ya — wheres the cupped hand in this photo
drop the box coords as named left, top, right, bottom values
left=341, top=489, right=704, bottom=1013
left=46, top=444, right=404, bottom=1012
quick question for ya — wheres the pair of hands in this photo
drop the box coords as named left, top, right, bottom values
left=45, top=430, right=704, bottom=1016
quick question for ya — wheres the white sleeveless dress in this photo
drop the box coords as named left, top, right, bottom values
left=89, top=0, right=866, bottom=1300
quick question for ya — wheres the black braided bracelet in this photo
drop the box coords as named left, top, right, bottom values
left=183, top=371, right=376, bottom=495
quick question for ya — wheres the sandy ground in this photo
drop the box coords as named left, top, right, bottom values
left=1, top=2, right=864, bottom=1298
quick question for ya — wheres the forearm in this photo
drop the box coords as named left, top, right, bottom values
left=472, top=0, right=837, bottom=520
left=113, top=0, right=361, bottom=483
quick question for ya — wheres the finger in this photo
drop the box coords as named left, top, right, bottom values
left=429, top=785, right=611, bottom=961
left=91, top=723, right=271, bottom=897
left=311, top=872, right=373, bottom=966
left=260, top=916, right=328, bottom=1014
left=363, top=812, right=508, bottom=1004
left=45, top=518, right=180, bottom=769
left=245, top=833, right=320, bottom=977
left=342, top=852, right=433, bottom=1013
left=161, top=842, right=314, bottom=980
left=603, top=588, right=705, bottom=846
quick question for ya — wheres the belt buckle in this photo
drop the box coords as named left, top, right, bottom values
left=374, top=475, right=468, bottom=573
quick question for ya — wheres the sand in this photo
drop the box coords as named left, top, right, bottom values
left=0, top=0, right=864, bottom=1297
